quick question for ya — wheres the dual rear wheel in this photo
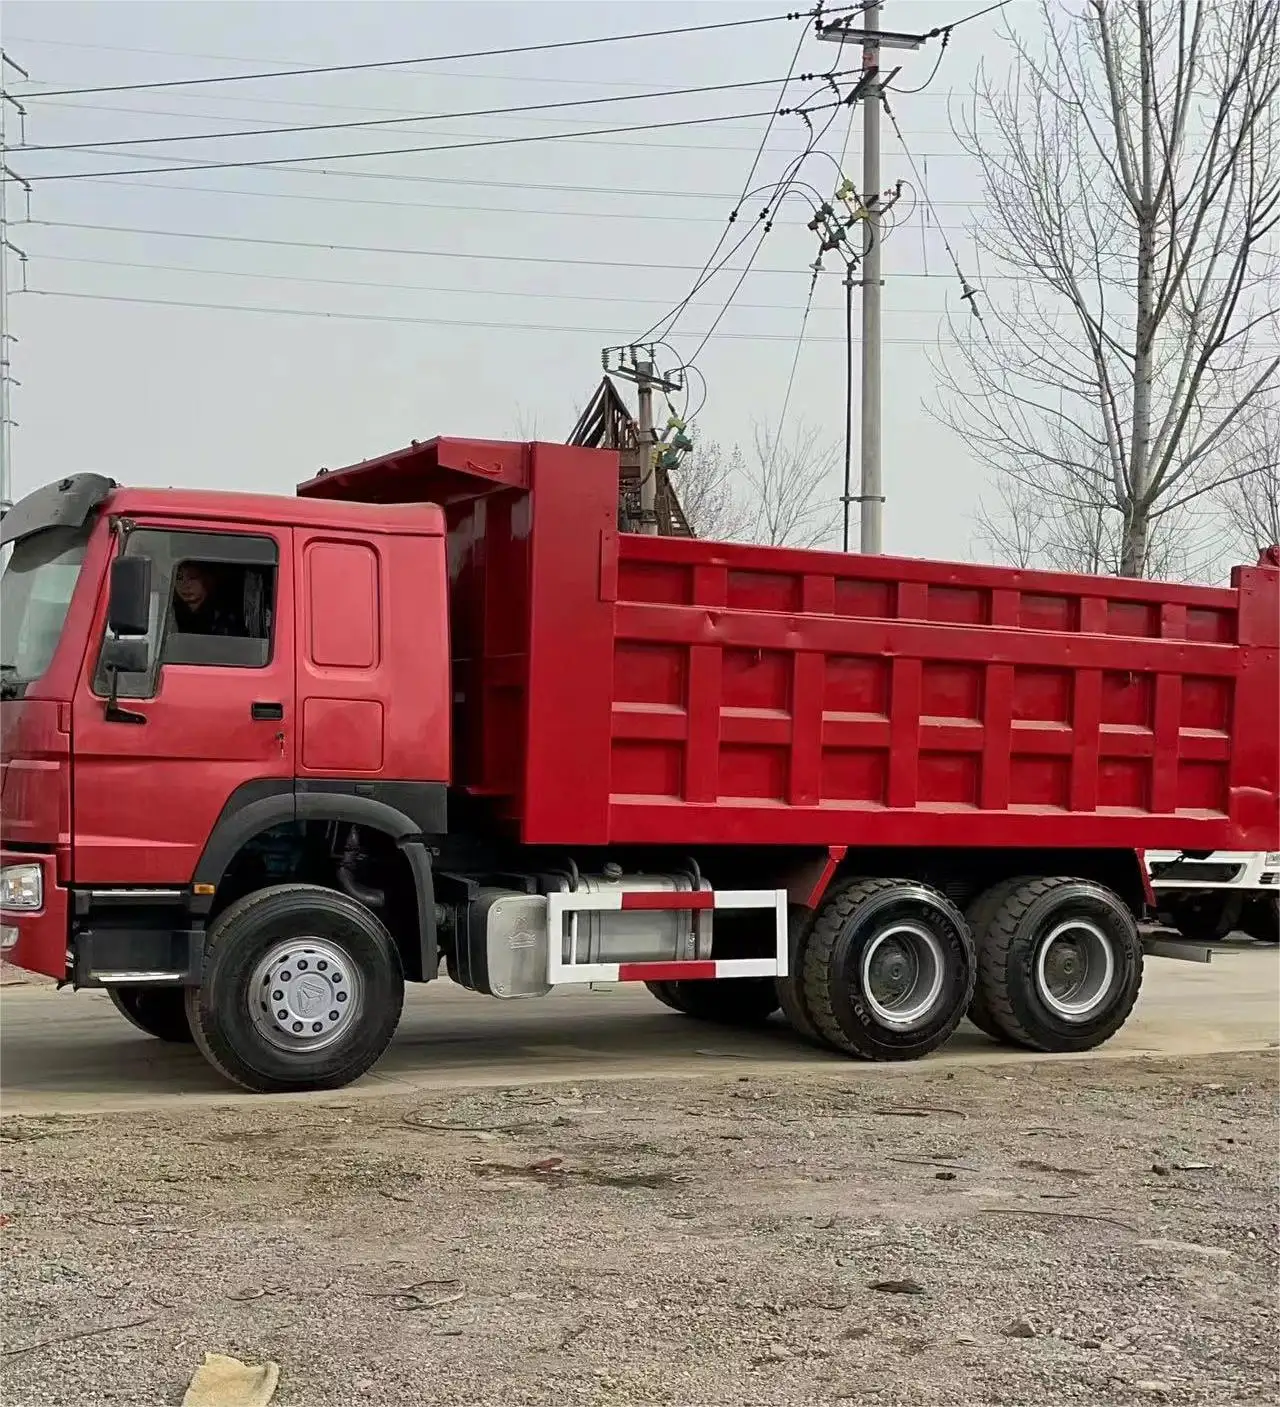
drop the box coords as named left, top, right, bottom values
left=659, top=874, right=1144, bottom=1062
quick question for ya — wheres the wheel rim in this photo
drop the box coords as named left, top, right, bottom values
left=248, top=937, right=364, bottom=1054
left=1035, top=920, right=1115, bottom=1021
left=860, top=923, right=946, bottom=1030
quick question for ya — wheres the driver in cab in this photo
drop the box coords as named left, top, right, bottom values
left=171, top=562, right=244, bottom=637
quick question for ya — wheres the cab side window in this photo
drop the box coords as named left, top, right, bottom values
left=94, top=530, right=278, bottom=698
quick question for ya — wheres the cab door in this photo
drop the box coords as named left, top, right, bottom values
left=70, top=523, right=296, bottom=886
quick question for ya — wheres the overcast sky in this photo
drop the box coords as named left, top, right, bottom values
left=1, top=0, right=1026, bottom=561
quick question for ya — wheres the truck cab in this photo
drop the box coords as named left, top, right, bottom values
left=1, top=471, right=451, bottom=988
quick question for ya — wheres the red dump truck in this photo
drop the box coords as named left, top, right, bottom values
left=2, top=438, right=1277, bottom=1091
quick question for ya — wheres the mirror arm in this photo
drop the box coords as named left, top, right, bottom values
left=103, top=651, right=147, bottom=726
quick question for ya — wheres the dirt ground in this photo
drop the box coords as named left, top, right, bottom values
left=1, top=1051, right=1277, bottom=1407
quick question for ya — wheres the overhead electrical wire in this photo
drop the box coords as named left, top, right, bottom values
left=22, top=104, right=828, bottom=182
left=67, top=174, right=975, bottom=232
left=640, top=72, right=846, bottom=353
left=36, top=252, right=998, bottom=316
left=31, top=92, right=984, bottom=143
left=27, top=214, right=853, bottom=275
left=24, top=287, right=1165, bottom=348
left=21, top=8, right=835, bottom=99
left=676, top=80, right=847, bottom=368
left=19, top=71, right=853, bottom=153
left=633, top=22, right=819, bottom=346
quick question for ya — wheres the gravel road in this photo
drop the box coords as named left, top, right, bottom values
left=1, top=1051, right=1277, bottom=1407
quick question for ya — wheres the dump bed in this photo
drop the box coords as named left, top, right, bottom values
left=299, top=438, right=1280, bottom=853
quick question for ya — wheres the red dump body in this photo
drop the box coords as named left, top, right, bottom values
left=299, top=437, right=1280, bottom=855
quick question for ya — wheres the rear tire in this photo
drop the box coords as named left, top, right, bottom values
left=776, top=905, right=825, bottom=1045
left=964, top=878, right=1032, bottom=1044
left=186, top=884, right=404, bottom=1093
left=978, top=878, right=1143, bottom=1053
left=1242, top=895, right=1279, bottom=944
left=645, top=977, right=779, bottom=1026
left=107, top=987, right=194, bottom=1043
left=801, top=878, right=976, bottom=1061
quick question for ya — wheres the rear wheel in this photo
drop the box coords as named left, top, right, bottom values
left=801, top=878, right=976, bottom=1061
left=107, top=987, right=194, bottom=1043
left=186, top=884, right=405, bottom=1093
left=964, top=878, right=1032, bottom=1043
left=776, top=905, right=825, bottom=1045
left=978, top=878, right=1143, bottom=1053
left=645, top=977, right=779, bottom=1026
left=1242, top=895, right=1279, bottom=944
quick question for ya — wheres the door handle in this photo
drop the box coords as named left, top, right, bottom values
left=251, top=702, right=284, bottom=721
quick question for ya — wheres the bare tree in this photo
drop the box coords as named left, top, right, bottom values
left=674, top=438, right=752, bottom=541
left=508, top=403, right=541, bottom=440
left=936, top=0, right=1280, bottom=578
left=1219, top=407, right=1280, bottom=553
left=975, top=471, right=1219, bottom=579
left=672, top=421, right=841, bottom=547
left=743, top=421, right=842, bottom=548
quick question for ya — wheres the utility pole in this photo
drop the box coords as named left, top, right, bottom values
left=818, top=5, right=920, bottom=555
left=0, top=50, right=29, bottom=519
left=858, top=2, right=883, bottom=555
left=602, top=344, right=683, bottom=535
left=634, top=352, right=658, bottom=532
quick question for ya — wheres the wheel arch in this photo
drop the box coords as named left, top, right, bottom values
left=192, top=781, right=437, bottom=982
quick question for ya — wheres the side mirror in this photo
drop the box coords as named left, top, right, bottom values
left=108, top=556, right=152, bottom=637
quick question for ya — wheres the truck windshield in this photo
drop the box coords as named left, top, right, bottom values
left=0, top=524, right=91, bottom=697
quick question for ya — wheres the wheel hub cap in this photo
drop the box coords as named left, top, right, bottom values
left=1035, top=920, right=1115, bottom=1021
left=860, top=923, right=947, bottom=1030
left=249, top=937, right=363, bottom=1053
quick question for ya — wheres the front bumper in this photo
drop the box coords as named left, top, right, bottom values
left=0, top=850, right=69, bottom=980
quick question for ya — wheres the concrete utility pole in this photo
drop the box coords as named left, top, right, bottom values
left=858, top=3, right=883, bottom=555
left=602, top=344, right=684, bottom=535
left=818, top=5, right=920, bottom=555
left=0, top=50, right=29, bottom=519
left=634, top=353, right=658, bottom=532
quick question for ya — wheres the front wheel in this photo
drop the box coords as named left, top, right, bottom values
left=107, top=986, right=194, bottom=1043
left=801, top=878, right=976, bottom=1061
left=187, top=884, right=405, bottom=1093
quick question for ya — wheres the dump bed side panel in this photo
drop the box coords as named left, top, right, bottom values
left=575, top=534, right=1278, bottom=852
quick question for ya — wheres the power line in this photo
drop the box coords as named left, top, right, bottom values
left=23, top=217, right=1094, bottom=281
left=35, top=252, right=1017, bottom=315
left=26, top=216, right=845, bottom=274
left=68, top=174, right=978, bottom=232
left=22, top=10, right=825, bottom=99
left=637, top=24, right=819, bottom=346
left=30, top=92, right=991, bottom=143
left=19, top=71, right=848, bottom=153
left=33, top=286, right=1213, bottom=348
left=23, top=102, right=842, bottom=182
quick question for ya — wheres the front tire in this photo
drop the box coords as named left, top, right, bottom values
left=186, top=884, right=405, bottom=1093
left=107, top=987, right=194, bottom=1043
left=977, top=878, right=1143, bottom=1053
left=801, top=878, right=976, bottom=1061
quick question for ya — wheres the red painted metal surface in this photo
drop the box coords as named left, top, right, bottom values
left=617, top=961, right=717, bottom=982
left=302, top=437, right=1280, bottom=857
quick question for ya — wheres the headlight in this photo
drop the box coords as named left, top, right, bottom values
left=0, top=864, right=43, bottom=911
left=1266, top=853, right=1280, bottom=868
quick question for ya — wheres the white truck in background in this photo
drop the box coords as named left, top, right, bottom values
left=1146, top=851, right=1280, bottom=944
